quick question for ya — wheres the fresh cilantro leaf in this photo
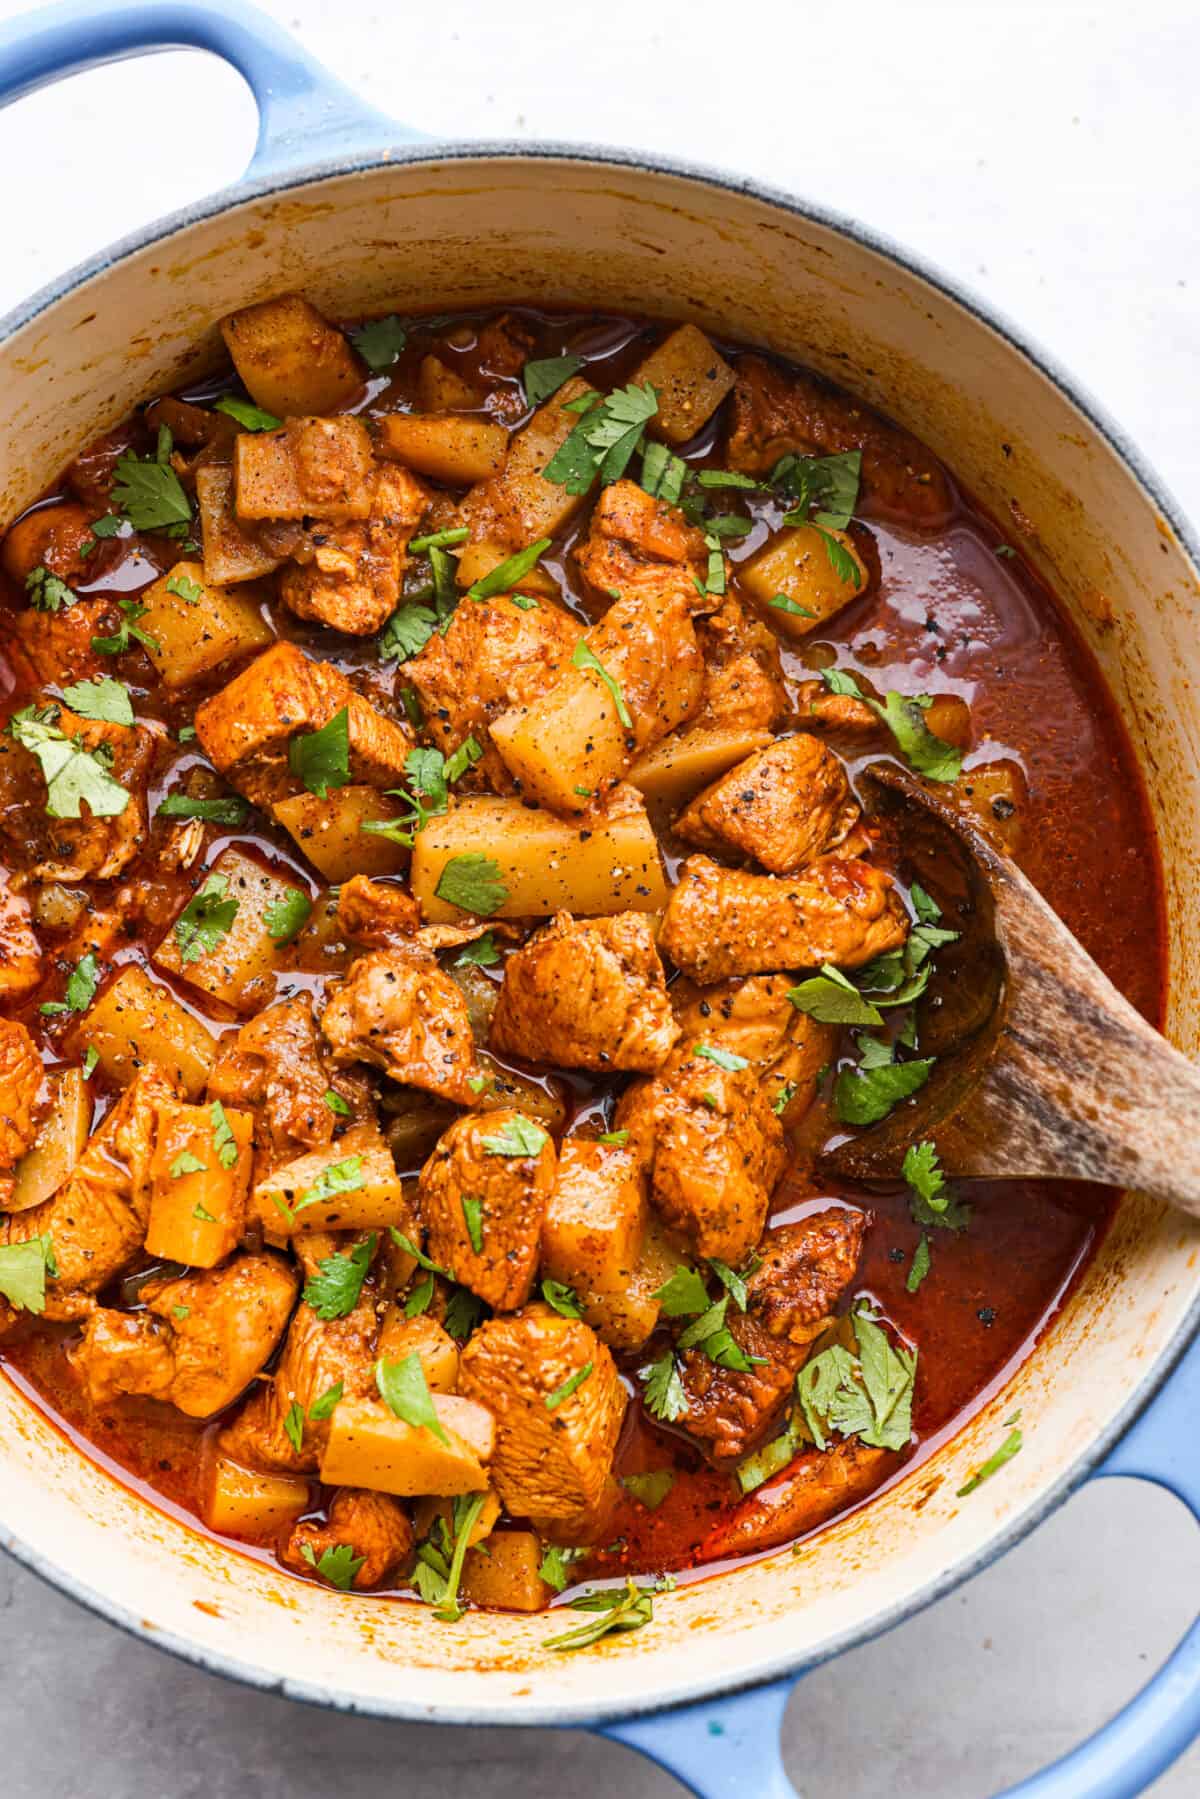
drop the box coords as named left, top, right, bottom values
left=538, top=1543, right=583, bottom=1593
left=642, top=1351, right=686, bottom=1422
left=443, top=1285, right=485, bottom=1341
left=300, top=1541, right=365, bottom=1590
left=428, top=543, right=459, bottom=627
left=994, top=543, right=1017, bottom=560
left=82, top=1045, right=99, bottom=1079
left=173, top=874, right=238, bottom=964
left=88, top=514, right=126, bottom=540
left=811, top=523, right=863, bottom=588
left=481, top=1115, right=548, bottom=1158
left=704, top=513, right=753, bottom=539
left=214, top=395, right=281, bottom=431
left=855, top=1032, right=897, bottom=1069
left=910, top=881, right=942, bottom=925
left=165, top=572, right=204, bottom=605
left=210, top=1099, right=240, bottom=1170
left=817, top=669, right=961, bottom=783
left=598, top=1129, right=629, bottom=1146
left=454, top=930, right=499, bottom=968
left=543, top=382, right=658, bottom=492
left=546, top=1576, right=659, bottom=1652
left=323, top=1089, right=352, bottom=1117
left=430, top=1491, right=490, bottom=1622
left=444, top=735, right=483, bottom=785
left=352, top=315, right=407, bottom=371
left=788, top=964, right=884, bottom=1026
left=906, top=1234, right=932, bottom=1293
left=156, top=793, right=250, bottom=827
left=677, top=1296, right=764, bottom=1373
left=639, top=439, right=687, bottom=504
left=708, top=1258, right=751, bottom=1312
left=40, top=951, right=99, bottom=1017
left=304, top=1235, right=375, bottom=1320
left=693, top=1041, right=748, bottom=1072
left=523, top=354, right=584, bottom=405
left=509, top=593, right=539, bottom=611
left=772, top=1081, right=799, bottom=1116
left=264, top=886, right=313, bottom=945
left=697, top=469, right=759, bottom=490
left=435, top=853, right=508, bottom=917
left=834, top=1057, right=934, bottom=1124
left=9, top=705, right=131, bottom=820
left=283, top=1401, right=305, bottom=1455
left=172, top=1304, right=190, bottom=1321
left=702, top=532, right=726, bottom=595
left=191, top=1201, right=216, bottom=1223
left=309, top=1380, right=344, bottom=1421
left=903, top=1140, right=971, bottom=1231
left=797, top=1311, right=916, bottom=1453
left=405, top=746, right=449, bottom=815
left=111, top=447, right=192, bottom=532
left=398, top=684, right=424, bottom=728
left=467, top=538, right=551, bottom=602
left=388, top=1228, right=452, bottom=1279
left=621, top=1470, right=674, bottom=1511
left=176, top=725, right=197, bottom=742
left=545, top=1360, right=593, bottom=1410
left=405, top=1273, right=435, bottom=1317
left=460, top=1192, right=485, bottom=1254
left=58, top=677, right=134, bottom=727
left=775, top=449, right=862, bottom=530
left=379, top=602, right=438, bottom=663
left=409, top=527, right=469, bottom=554
left=376, top=1350, right=448, bottom=1444
left=769, top=594, right=817, bottom=617
left=0, top=1235, right=56, bottom=1314
left=288, top=707, right=350, bottom=799
left=25, top=565, right=78, bottom=612
left=957, top=1419, right=1023, bottom=1496
left=170, top=1150, right=208, bottom=1178
left=297, top=1155, right=364, bottom=1213
left=571, top=638, right=632, bottom=728
left=541, top=1278, right=583, bottom=1318
left=91, top=598, right=161, bottom=657
left=652, top=1265, right=709, bottom=1317
left=735, top=1416, right=805, bottom=1494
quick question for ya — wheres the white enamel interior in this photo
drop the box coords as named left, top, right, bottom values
left=1, top=151, right=1198, bottom=1724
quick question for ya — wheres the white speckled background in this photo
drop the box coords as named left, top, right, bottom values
left=0, top=0, right=1197, bottom=1791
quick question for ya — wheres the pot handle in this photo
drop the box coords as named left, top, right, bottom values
left=601, top=1331, right=1200, bottom=1798
left=0, top=0, right=417, bottom=180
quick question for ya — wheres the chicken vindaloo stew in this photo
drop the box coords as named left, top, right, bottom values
left=0, top=298, right=1161, bottom=1634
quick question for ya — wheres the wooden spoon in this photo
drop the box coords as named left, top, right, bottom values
left=819, top=761, right=1200, bottom=1212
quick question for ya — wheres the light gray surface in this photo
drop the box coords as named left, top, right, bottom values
left=0, top=0, right=1198, bottom=1793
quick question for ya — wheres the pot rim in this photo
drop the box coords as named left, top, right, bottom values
left=1, top=133, right=1198, bottom=1728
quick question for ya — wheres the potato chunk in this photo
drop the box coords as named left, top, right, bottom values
left=153, top=846, right=309, bottom=1014
left=234, top=416, right=375, bottom=523
left=137, top=560, right=274, bottom=688
left=253, top=1119, right=408, bottom=1235
left=221, top=294, right=362, bottom=418
left=9, top=1068, right=91, bottom=1212
left=454, top=376, right=596, bottom=549
left=203, top=1456, right=311, bottom=1539
left=540, top=1140, right=655, bottom=1350
left=633, top=324, right=736, bottom=447
left=375, top=1312, right=460, bottom=1391
left=375, top=413, right=509, bottom=485
left=272, top=785, right=410, bottom=883
left=410, top=789, right=669, bottom=922
left=627, top=723, right=772, bottom=806
left=196, top=464, right=295, bottom=586
left=738, top=523, right=868, bottom=634
left=461, top=1529, right=552, bottom=1613
left=144, top=1101, right=254, bottom=1267
left=320, top=1394, right=495, bottom=1497
left=80, top=965, right=216, bottom=1099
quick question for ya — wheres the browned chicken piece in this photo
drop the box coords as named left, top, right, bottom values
left=1, top=499, right=95, bottom=587
left=0, top=701, right=153, bottom=886
left=615, top=1042, right=787, bottom=1266
left=458, top=1303, right=627, bottom=1522
left=660, top=853, right=909, bottom=983
left=671, top=973, right=835, bottom=1123
left=280, top=465, right=431, bottom=636
left=1, top=1065, right=176, bottom=1326
left=207, top=993, right=361, bottom=1178
left=234, top=415, right=375, bottom=523
left=476, top=311, right=538, bottom=381
left=725, top=355, right=954, bottom=528
left=419, top=1108, right=557, bottom=1310
left=0, top=883, right=43, bottom=1002
left=66, top=421, right=139, bottom=511
left=701, top=1437, right=897, bottom=1559
left=10, top=600, right=117, bottom=689
left=489, top=911, right=679, bottom=1074
left=0, top=1017, right=45, bottom=1173
left=678, top=1210, right=868, bottom=1465
left=406, top=592, right=578, bottom=792
left=793, top=677, right=879, bottom=733
left=574, top=479, right=709, bottom=602
left=279, top=1487, right=414, bottom=1589
left=694, top=597, right=788, bottom=733
left=219, top=1263, right=379, bottom=1473
left=194, top=641, right=413, bottom=812
left=336, top=875, right=421, bottom=947
left=675, top=735, right=860, bottom=874
left=71, top=1251, right=298, bottom=1418
left=320, top=945, right=481, bottom=1106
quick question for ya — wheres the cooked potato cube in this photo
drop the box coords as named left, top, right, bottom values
left=542, top=1140, right=646, bottom=1297
left=234, top=416, right=374, bottom=523
left=375, top=1312, right=460, bottom=1391
left=272, top=785, right=411, bottom=883
left=471, top=1053, right=569, bottom=1134
left=221, top=294, right=362, bottom=418
left=460, top=1529, right=552, bottom=1612
left=145, top=1101, right=253, bottom=1267
left=80, top=965, right=216, bottom=1099
left=203, top=1455, right=311, bottom=1538
left=739, top=524, right=868, bottom=634
left=9, top=1068, right=91, bottom=1212
left=153, top=846, right=307, bottom=1013
left=410, top=792, right=669, bottom=922
left=453, top=538, right=559, bottom=597
left=253, top=1119, right=408, bottom=1235
left=457, top=376, right=595, bottom=546
left=196, top=464, right=289, bottom=586
left=576, top=1215, right=679, bottom=1352
left=416, top=355, right=478, bottom=412
left=634, top=325, right=736, bottom=447
left=320, top=1394, right=494, bottom=1497
left=627, top=724, right=773, bottom=806
left=376, top=413, right=508, bottom=486
left=137, top=560, right=274, bottom=688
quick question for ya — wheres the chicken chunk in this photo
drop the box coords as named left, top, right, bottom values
left=726, top=355, right=953, bottom=528
left=10, top=599, right=116, bottom=689
left=458, top=1303, right=626, bottom=1522
left=280, top=1487, right=414, bottom=1589
left=335, top=875, right=422, bottom=947
left=407, top=592, right=578, bottom=792
left=701, top=1436, right=896, bottom=1559
left=2, top=1065, right=175, bottom=1325
left=615, top=1042, right=787, bottom=1266
left=194, top=642, right=413, bottom=811
left=677, top=1210, right=867, bottom=1464
left=452, top=376, right=596, bottom=553
left=672, top=973, right=835, bottom=1124
left=0, top=1017, right=46, bottom=1176
left=694, top=597, right=787, bottom=733
left=280, top=465, right=431, bottom=636
left=660, top=853, right=909, bottom=983
left=489, top=911, right=678, bottom=1074
left=207, top=994, right=359, bottom=1178
left=793, top=677, right=878, bottom=734
left=573, top=479, right=709, bottom=602
left=234, top=416, right=375, bottom=523
left=0, top=878, right=43, bottom=1000
left=0, top=701, right=153, bottom=885
left=320, top=946, right=480, bottom=1106
left=675, top=735, right=859, bottom=873
left=418, top=1109, right=557, bottom=1310
left=71, top=1251, right=298, bottom=1418
left=2, top=499, right=95, bottom=587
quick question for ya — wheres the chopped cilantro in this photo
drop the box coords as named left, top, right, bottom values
left=322, top=1089, right=352, bottom=1117
left=642, top=1351, right=686, bottom=1422
left=788, top=964, right=884, bottom=1027
left=693, top=1041, right=748, bottom=1072
left=957, top=1415, right=1023, bottom=1496
left=352, top=315, right=407, bottom=371
left=379, top=602, right=438, bottom=663
left=523, top=354, right=584, bottom=405
left=454, top=931, right=500, bottom=968
left=25, top=565, right=78, bottom=612
left=481, top=1115, right=548, bottom=1158
left=376, top=1350, right=448, bottom=1444
left=572, top=638, right=632, bottom=729
left=9, top=704, right=131, bottom=820
left=301, top=1542, right=365, bottom=1590
left=165, top=572, right=204, bottom=605
left=264, top=886, right=313, bottom=945
left=834, top=1056, right=935, bottom=1125
left=288, top=707, right=351, bottom=798
left=545, top=1361, right=593, bottom=1410
left=173, top=874, right=238, bottom=965
left=283, top=1401, right=305, bottom=1455
left=541, top=1278, right=583, bottom=1318
left=621, top=1470, right=674, bottom=1511
left=309, top=1380, right=344, bottom=1421
left=461, top=1192, right=484, bottom=1254
left=435, top=853, right=508, bottom=918
left=170, top=1150, right=208, bottom=1178
left=210, top=1100, right=240, bottom=1170
left=39, top=951, right=99, bottom=1016
left=59, top=677, right=133, bottom=726
left=543, top=381, right=659, bottom=492
left=156, top=793, right=250, bottom=827
left=214, top=395, right=281, bottom=431
left=111, top=445, right=192, bottom=532
left=304, top=1235, right=375, bottom=1320
left=0, top=1234, right=56, bottom=1314
left=92, top=599, right=160, bottom=657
